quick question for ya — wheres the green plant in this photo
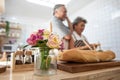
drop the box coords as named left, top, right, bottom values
left=5, top=21, right=10, bottom=36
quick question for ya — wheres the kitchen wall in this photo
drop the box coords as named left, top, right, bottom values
left=71, top=0, right=120, bottom=59
left=1, top=0, right=120, bottom=59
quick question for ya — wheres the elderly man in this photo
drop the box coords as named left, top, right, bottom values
left=51, top=4, right=73, bottom=49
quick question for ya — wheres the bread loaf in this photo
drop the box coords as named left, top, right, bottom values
left=58, top=49, right=115, bottom=63
left=96, top=50, right=115, bottom=61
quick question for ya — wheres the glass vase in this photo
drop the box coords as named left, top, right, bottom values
left=34, top=47, right=57, bottom=76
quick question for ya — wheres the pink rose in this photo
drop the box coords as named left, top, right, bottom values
left=37, top=29, right=44, bottom=36
left=27, top=38, right=37, bottom=46
left=27, top=34, right=38, bottom=46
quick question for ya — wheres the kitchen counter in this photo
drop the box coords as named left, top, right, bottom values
left=1, top=67, right=120, bottom=80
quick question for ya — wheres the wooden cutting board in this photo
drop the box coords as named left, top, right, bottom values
left=57, top=60, right=120, bottom=73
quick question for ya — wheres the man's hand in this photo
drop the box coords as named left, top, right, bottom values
left=65, top=16, right=73, bottom=34
left=63, top=34, right=71, bottom=40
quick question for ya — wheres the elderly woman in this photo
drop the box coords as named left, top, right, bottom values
left=69, top=17, right=99, bottom=50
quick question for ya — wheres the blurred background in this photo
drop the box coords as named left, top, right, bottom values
left=0, top=0, right=120, bottom=59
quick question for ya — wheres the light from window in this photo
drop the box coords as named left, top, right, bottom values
left=26, top=0, right=71, bottom=8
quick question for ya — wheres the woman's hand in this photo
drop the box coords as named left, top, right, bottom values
left=90, top=43, right=100, bottom=50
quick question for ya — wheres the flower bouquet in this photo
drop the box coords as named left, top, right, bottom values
left=27, top=29, right=63, bottom=76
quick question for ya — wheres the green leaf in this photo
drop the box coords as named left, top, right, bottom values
left=23, top=45, right=29, bottom=48
left=5, top=21, right=10, bottom=36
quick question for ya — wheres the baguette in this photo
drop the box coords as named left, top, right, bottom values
left=96, top=50, right=115, bottom=61
left=58, top=49, right=115, bottom=63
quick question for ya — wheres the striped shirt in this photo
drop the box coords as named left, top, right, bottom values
left=72, top=31, right=88, bottom=47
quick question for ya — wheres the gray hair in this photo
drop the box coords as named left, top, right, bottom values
left=53, top=4, right=65, bottom=15
left=73, top=17, right=87, bottom=29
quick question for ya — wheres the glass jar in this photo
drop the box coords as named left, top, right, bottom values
left=34, top=47, right=57, bottom=76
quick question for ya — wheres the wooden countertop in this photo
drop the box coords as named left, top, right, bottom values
left=0, top=67, right=120, bottom=80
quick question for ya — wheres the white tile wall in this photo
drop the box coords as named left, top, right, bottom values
left=71, top=0, right=120, bottom=59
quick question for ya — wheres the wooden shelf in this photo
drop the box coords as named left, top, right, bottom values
left=0, top=35, right=20, bottom=38
left=10, top=27, right=21, bottom=30
left=0, top=35, right=6, bottom=37
left=0, top=33, right=6, bottom=37
left=0, top=22, right=22, bottom=38
left=0, top=23, right=6, bottom=28
left=0, top=23, right=21, bottom=30
left=8, top=36, right=20, bottom=38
